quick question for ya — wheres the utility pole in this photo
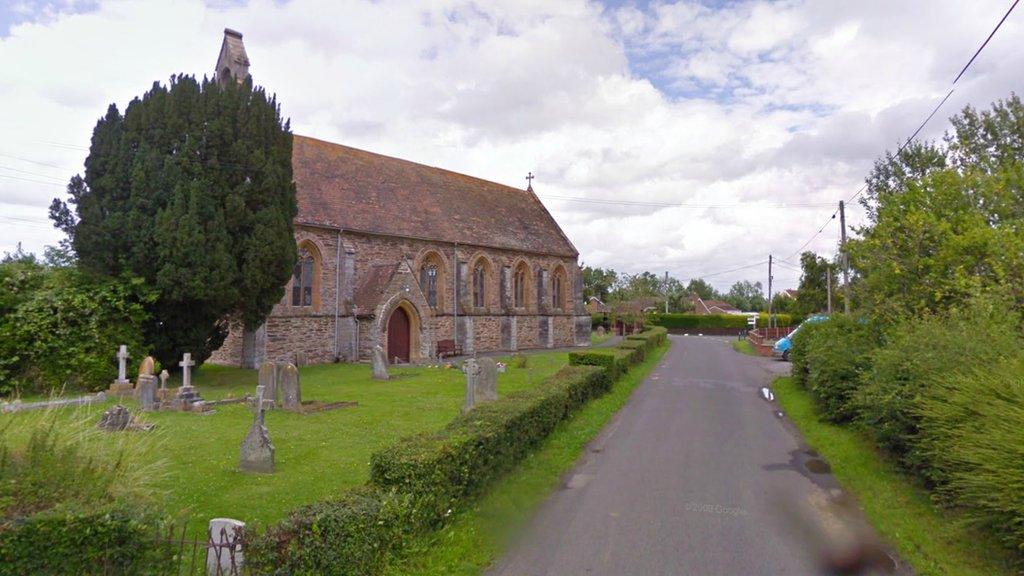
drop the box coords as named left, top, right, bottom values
left=664, top=271, right=669, bottom=314
left=827, top=264, right=833, bottom=314
left=839, top=201, right=850, bottom=315
left=767, top=254, right=773, bottom=329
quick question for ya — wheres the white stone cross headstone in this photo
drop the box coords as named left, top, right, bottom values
left=179, top=353, right=195, bottom=388
left=116, top=345, right=130, bottom=384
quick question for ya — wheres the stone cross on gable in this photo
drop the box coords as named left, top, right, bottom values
left=179, top=353, right=195, bottom=388
left=526, top=171, right=535, bottom=191
left=116, top=345, right=130, bottom=383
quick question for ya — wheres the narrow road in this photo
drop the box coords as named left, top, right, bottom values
left=488, top=335, right=891, bottom=576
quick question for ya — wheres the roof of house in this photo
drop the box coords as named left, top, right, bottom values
left=291, top=135, right=578, bottom=257
left=694, top=297, right=742, bottom=314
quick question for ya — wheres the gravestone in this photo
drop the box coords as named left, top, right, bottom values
left=108, top=345, right=134, bottom=395
left=97, top=404, right=132, bottom=431
left=207, top=518, right=245, bottom=575
left=137, top=374, right=157, bottom=411
left=240, top=385, right=275, bottom=473
left=258, top=361, right=278, bottom=407
left=280, top=363, right=301, bottom=411
left=596, top=325, right=606, bottom=337
left=477, top=357, right=499, bottom=403
left=138, top=356, right=156, bottom=377
left=462, top=358, right=480, bottom=413
left=372, top=344, right=389, bottom=380
left=157, top=369, right=171, bottom=402
left=171, top=352, right=206, bottom=411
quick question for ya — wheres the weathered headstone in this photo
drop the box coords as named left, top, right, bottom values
left=116, top=345, right=130, bottom=383
left=462, top=358, right=480, bottom=413
left=171, top=352, right=206, bottom=411
left=258, top=361, right=278, bottom=407
left=280, top=363, right=301, bottom=411
left=207, top=518, right=245, bottom=575
left=372, top=344, right=389, bottom=380
left=137, top=374, right=157, bottom=411
left=138, top=356, right=156, bottom=377
left=477, top=357, right=499, bottom=403
left=240, top=385, right=275, bottom=473
left=596, top=325, right=606, bottom=337
left=97, top=404, right=132, bottom=431
left=108, top=345, right=134, bottom=395
left=157, top=369, right=171, bottom=402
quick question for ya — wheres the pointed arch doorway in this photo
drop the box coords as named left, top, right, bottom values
left=387, top=306, right=411, bottom=364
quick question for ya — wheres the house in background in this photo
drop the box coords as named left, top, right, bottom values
left=585, top=296, right=610, bottom=315
left=689, top=295, right=743, bottom=315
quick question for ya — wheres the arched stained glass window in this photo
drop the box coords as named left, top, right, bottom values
left=292, top=248, right=314, bottom=307
left=473, top=264, right=486, bottom=308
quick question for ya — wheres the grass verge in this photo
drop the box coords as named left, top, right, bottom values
left=590, top=330, right=613, bottom=345
left=773, top=376, right=1016, bottom=576
left=731, top=339, right=757, bottom=356
left=383, top=342, right=670, bottom=576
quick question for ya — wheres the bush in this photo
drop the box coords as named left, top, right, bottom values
left=917, top=355, right=1024, bottom=555
left=0, top=265, right=154, bottom=396
left=369, top=365, right=609, bottom=525
left=795, top=316, right=878, bottom=423
left=856, top=296, right=1020, bottom=475
left=243, top=487, right=411, bottom=576
left=648, top=313, right=794, bottom=330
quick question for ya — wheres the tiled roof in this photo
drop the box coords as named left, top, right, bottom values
left=291, top=135, right=578, bottom=257
left=353, top=263, right=398, bottom=314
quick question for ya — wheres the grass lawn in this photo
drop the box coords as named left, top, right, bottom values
left=731, top=339, right=757, bottom=356
left=590, top=330, right=612, bottom=345
left=2, top=352, right=569, bottom=534
left=773, top=376, right=1017, bottom=576
left=384, top=343, right=670, bottom=576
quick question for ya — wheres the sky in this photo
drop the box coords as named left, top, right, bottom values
left=0, top=0, right=1021, bottom=291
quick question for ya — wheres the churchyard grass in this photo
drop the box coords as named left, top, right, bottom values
left=383, top=342, right=669, bottom=576
left=1, top=352, right=569, bottom=534
left=772, top=376, right=1016, bottom=576
left=590, top=330, right=612, bottom=345
left=731, top=339, right=757, bottom=356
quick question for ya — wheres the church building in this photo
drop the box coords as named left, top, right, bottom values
left=208, top=29, right=591, bottom=367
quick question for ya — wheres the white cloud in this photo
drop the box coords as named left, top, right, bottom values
left=0, top=0, right=1021, bottom=291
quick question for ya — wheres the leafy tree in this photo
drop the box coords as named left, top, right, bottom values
left=685, top=278, right=718, bottom=300
left=795, top=251, right=837, bottom=316
left=850, top=95, right=1024, bottom=322
left=724, top=280, right=765, bottom=312
left=581, top=265, right=617, bottom=301
left=50, top=75, right=297, bottom=367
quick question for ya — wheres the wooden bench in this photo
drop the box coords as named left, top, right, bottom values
left=436, top=339, right=463, bottom=358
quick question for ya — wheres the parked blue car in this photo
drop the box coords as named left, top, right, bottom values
left=773, top=315, right=829, bottom=361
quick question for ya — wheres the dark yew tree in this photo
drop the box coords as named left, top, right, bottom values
left=50, top=75, right=296, bottom=367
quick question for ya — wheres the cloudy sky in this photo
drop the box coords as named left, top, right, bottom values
left=1, top=0, right=1021, bottom=291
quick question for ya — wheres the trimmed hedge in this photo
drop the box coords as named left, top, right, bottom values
left=0, top=508, right=173, bottom=576
left=648, top=313, right=795, bottom=330
left=246, top=330, right=667, bottom=574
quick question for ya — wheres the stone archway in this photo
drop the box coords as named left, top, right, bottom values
left=384, top=300, right=422, bottom=363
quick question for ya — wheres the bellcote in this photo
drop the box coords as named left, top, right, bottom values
left=215, top=28, right=250, bottom=86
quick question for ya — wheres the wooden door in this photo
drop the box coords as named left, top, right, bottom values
left=387, top=307, right=411, bottom=364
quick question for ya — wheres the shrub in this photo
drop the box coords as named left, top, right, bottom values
left=916, top=355, right=1024, bottom=555
left=369, top=365, right=609, bottom=525
left=648, top=314, right=793, bottom=330
left=0, top=265, right=154, bottom=396
left=797, top=316, right=878, bottom=423
left=243, top=487, right=411, bottom=576
left=856, top=296, right=1020, bottom=474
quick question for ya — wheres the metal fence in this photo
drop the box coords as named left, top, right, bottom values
left=155, top=522, right=243, bottom=576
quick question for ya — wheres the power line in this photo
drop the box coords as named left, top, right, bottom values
left=0, top=165, right=67, bottom=182
left=0, top=174, right=67, bottom=187
left=952, top=0, right=1021, bottom=84
left=0, top=153, right=77, bottom=172
left=539, top=194, right=833, bottom=210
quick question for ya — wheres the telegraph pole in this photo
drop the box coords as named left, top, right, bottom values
left=664, top=271, right=669, bottom=314
left=839, top=201, right=850, bottom=315
left=827, top=264, right=833, bottom=314
left=767, top=255, right=774, bottom=329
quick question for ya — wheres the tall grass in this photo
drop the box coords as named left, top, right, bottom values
left=0, top=408, right=167, bottom=520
